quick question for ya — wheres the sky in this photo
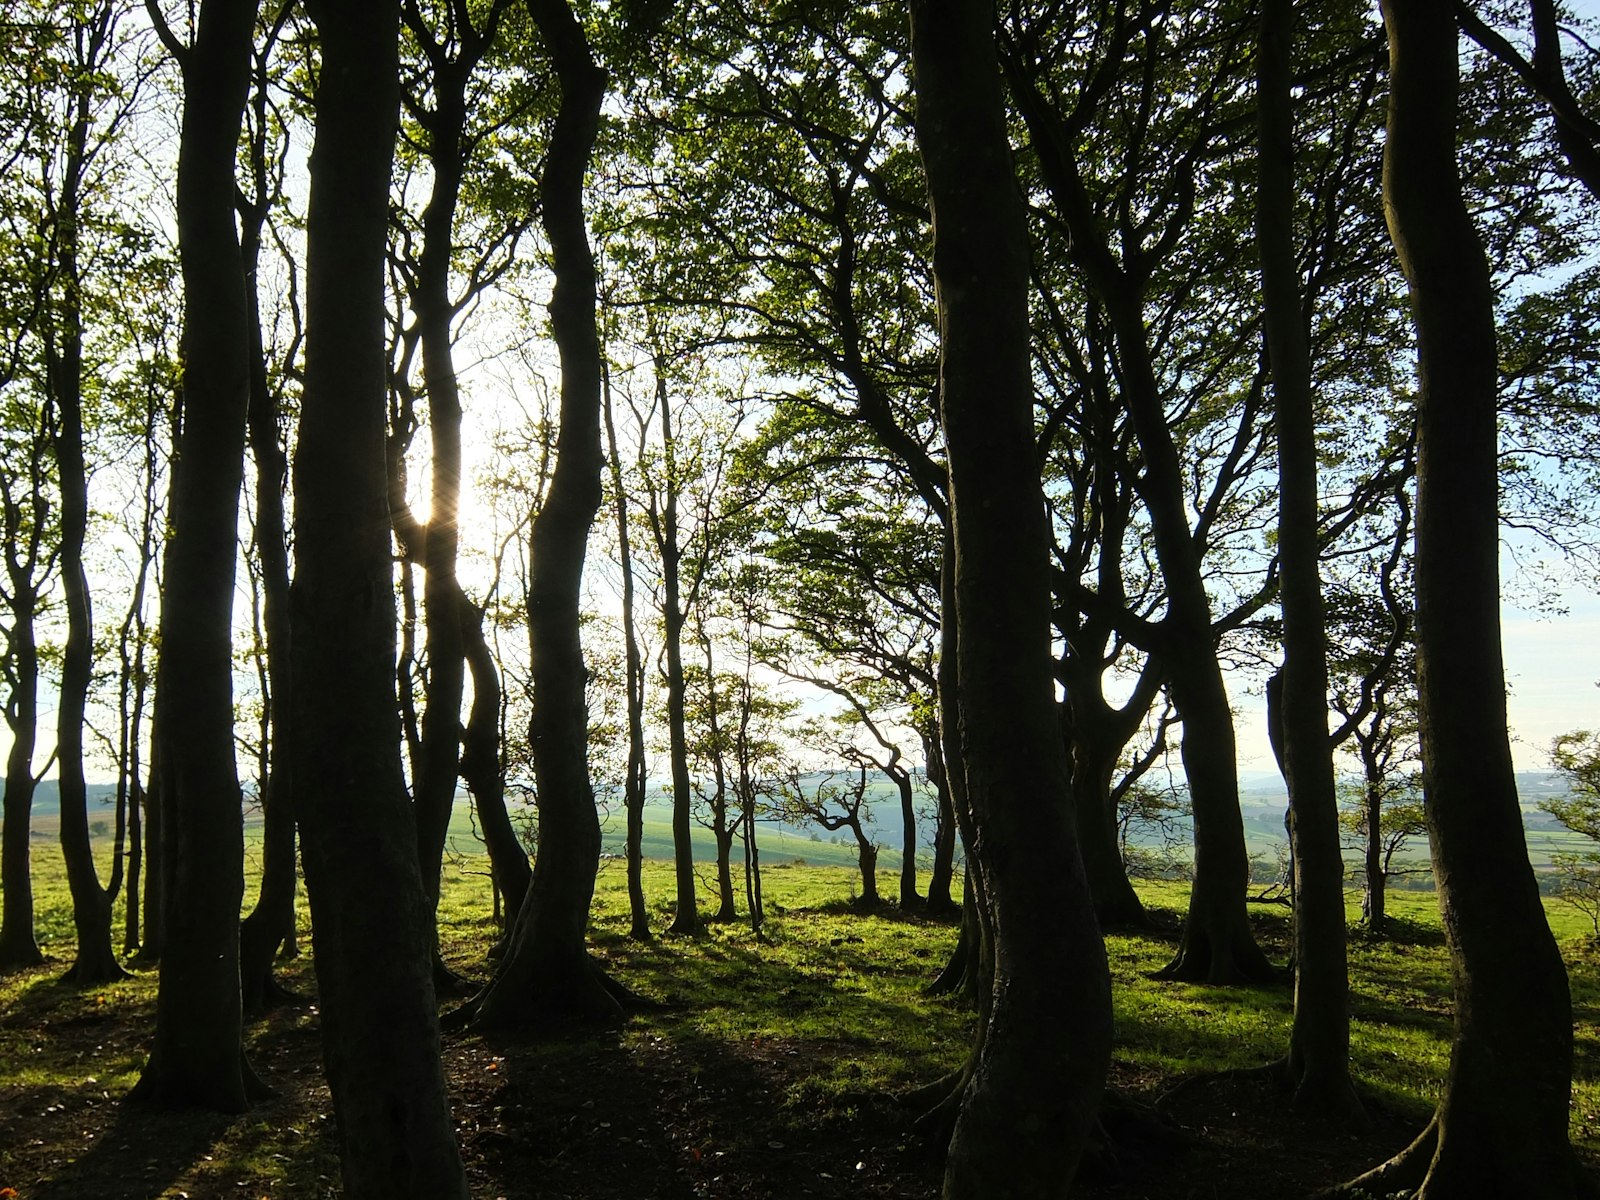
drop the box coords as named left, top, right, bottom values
left=1230, top=563, right=1600, bottom=782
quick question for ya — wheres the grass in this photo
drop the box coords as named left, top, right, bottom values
left=3, top=833, right=1600, bottom=1198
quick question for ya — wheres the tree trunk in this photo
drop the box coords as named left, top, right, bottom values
left=1067, top=711, right=1150, bottom=930
left=291, top=1, right=469, bottom=1192
left=658, top=386, right=701, bottom=937
left=469, top=0, right=620, bottom=1028
left=50, top=9, right=124, bottom=987
left=1332, top=0, right=1591, bottom=1190
left=910, top=2, right=1113, bottom=1193
left=1256, top=0, right=1363, bottom=1123
left=459, top=596, right=531, bottom=942
left=1363, top=777, right=1386, bottom=933
left=894, top=765, right=920, bottom=909
left=238, top=31, right=300, bottom=1017
left=0, top=591, right=44, bottom=970
left=921, top=723, right=958, bottom=916
left=853, top=825, right=880, bottom=908
left=714, top=822, right=738, bottom=920
left=405, top=16, right=476, bottom=964
left=130, top=0, right=263, bottom=1112
left=602, top=373, right=651, bottom=941
left=743, top=805, right=765, bottom=940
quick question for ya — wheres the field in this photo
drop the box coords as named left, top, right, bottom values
left=1, top=832, right=1598, bottom=1198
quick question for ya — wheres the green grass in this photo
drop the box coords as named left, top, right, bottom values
left=5, top=825, right=1600, bottom=1197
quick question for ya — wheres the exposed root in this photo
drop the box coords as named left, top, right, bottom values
left=1310, top=1115, right=1435, bottom=1199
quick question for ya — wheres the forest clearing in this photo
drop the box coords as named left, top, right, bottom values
left=4, top=852, right=1598, bottom=1200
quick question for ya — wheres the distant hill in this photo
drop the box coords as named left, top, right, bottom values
left=7, top=768, right=1585, bottom=886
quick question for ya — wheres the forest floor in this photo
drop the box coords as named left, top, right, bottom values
left=1, top=860, right=1597, bottom=1200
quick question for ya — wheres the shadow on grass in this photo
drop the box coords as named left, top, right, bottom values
left=29, top=1097, right=236, bottom=1200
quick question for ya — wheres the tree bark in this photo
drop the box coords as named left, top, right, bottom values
left=469, top=0, right=620, bottom=1028
left=129, top=0, right=264, bottom=1112
left=1256, top=0, right=1364, bottom=1124
left=292, top=1, right=469, bottom=1192
left=1333, top=0, right=1593, bottom=1190
left=910, top=1, right=1113, bottom=1193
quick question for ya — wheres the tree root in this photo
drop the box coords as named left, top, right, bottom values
left=1310, top=1115, right=1434, bottom=1199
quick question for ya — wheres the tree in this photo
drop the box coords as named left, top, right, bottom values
left=778, top=760, right=881, bottom=907
left=386, top=0, right=524, bottom=986
left=129, top=0, right=265, bottom=1113
left=467, top=0, right=624, bottom=1028
left=1327, top=0, right=1594, bottom=1189
left=1542, top=729, right=1600, bottom=938
left=0, top=367, right=55, bottom=972
left=236, top=6, right=302, bottom=1014
left=909, top=0, right=1112, bottom=1192
left=601, top=371, right=651, bottom=939
left=290, top=0, right=469, bottom=1190
left=28, top=0, right=145, bottom=987
left=1256, top=0, right=1362, bottom=1121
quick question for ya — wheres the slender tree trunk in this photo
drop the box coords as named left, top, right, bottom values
left=470, top=0, right=621, bottom=1028
left=117, top=402, right=159, bottom=958
left=1005, top=40, right=1269, bottom=985
left=459, top=596, right=531, bottom=942
left=658, top=384, right=701, bottom=936
left=921, top=723, right=958, bottom=916
left=0, top=591, right=44, bottom=970
left=1331, top=0, right=1592, bottom=1191
left=910, top=2, right=1112, bottom=1193
left=602, top=373, right=650, bottom=940
left=1363, top=774, right=1386, bottom=933
left=130, top=0, right=264, bottom=1112
left=1256, top=0, right=1364, bottom=1124
left=852, top=821, right=880, bottom=908
left=1066, top=706, right=1150, bottom=930
left=238, top=31, right=299, bottom=1017
left=742, top=804, right=765, bottom=940
left=893, top=765, right=920, bottom=909
left=50, top=6, right=123, bottom=987
left=407, top=39, right=472, bottom=969
left=291, top=1, right=469, bottom=1192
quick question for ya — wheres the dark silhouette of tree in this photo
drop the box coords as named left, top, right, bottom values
left=1325, top=0, right=1594, bottom=1190
left=468, top=0, right=624, bottom=1027
left=909, top=0, right=1112, bottom=1192
left=601, top=370, right=651, bottom=940
left=236, top=6, right=302, bottom=1016
left=49, top=0, right=132, bottom=987
left=129, top=0, right=266, bottom=1112
left=290, top=0, right=469, bottom=1191
left=1255, top=0, right=1364, bottom=1122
